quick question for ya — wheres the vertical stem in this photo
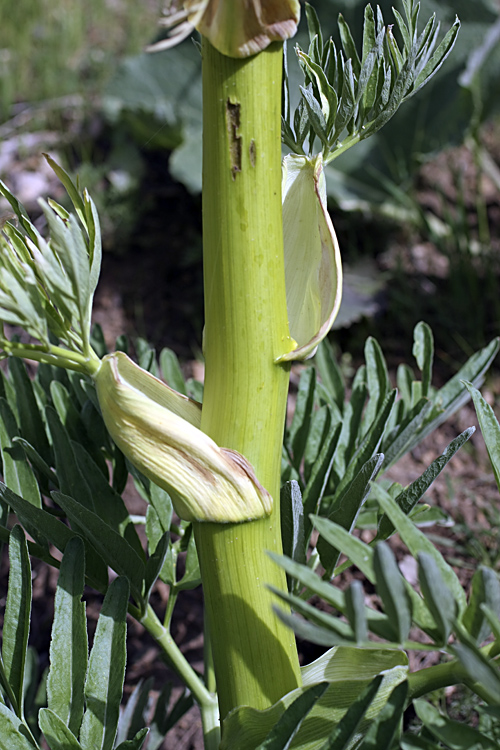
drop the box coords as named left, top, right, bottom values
left=195, top=40, right=301, bottom=721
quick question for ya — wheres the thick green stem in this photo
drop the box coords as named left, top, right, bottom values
left=195, top=40, right=301, bottom=720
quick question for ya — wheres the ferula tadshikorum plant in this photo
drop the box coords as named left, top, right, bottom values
left=2, top=2, right=500, bottom=749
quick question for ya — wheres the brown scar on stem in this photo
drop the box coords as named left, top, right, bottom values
left=249, top=139, right=257, bottom=168
left=226, top=98, right=242, bottom=180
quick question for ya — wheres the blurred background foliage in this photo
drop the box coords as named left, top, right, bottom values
left=1, top=0, right=500, bottom=366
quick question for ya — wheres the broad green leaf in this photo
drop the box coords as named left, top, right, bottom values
left=47, top=537, right=87, bottom=737
left=79, top=577, right=129, bottom=750
left=412, top=322, right=434, bottom=398
left=418, top=552, right=456, bottom=644
left=372, top=484, right=467, bottom=615
left=314, top=514, right=438, bottom=638
left=464, top=381, right=500, bottom=494
left=303, top=423, right=341, bottom=543
left=332, top=389, right=396, bottom=508
left=8, top=357, right=51, bottom=465
left=400, top=735, right=441, bottom=750
left=144, top=533, right=169, bottom=604
left=256, top=683, right=329, bottom=750
left=43, top=154, right=85, bottom=224
left=270, top=586, right=354, bottom=641
left=52, top=491, right=145, bottom=605
left=13, top=437, right=59, bottom=490
left=451, top=637, right=500, bottom=704
left=314, top=516, right=375, bottom=582
left=363, top=337, right=390, bottom=431
left=46, top=407, right=95, bottom=512
left=268, top=552, right=390, bottom=641
left=175, top=526, right=201, bottom=591
left=159, top=348, right=187, bottom=396
left=332, top=373, right=367, bottom=480
left=115, top=679, right=152, bottom=747
left=39, top=708, right=84, bottom=750
left=373, top=543, right=412, bottom=644
left=358, top=680, right=407, bottom=749
left=463, top=567, right=500, bottom=644
left=0, top=704, right=35, bottom=750
left=280, top=481, right=306, bottom=580
left=114, top=728, right=149, bottom=750
left=288, top=367, right=316, bottom=468
left=0, top=483, right=108, bottom=592
left=414, top=699, right=497, bottom=749
left=50, top=381, right=107, bottom=477
left=318, top=454, right=383, bottom=574
left=71, top=443, right=144, bottom=561
left=0, top=398, right=41, bottom=509
left=420, top=338, right=499, bottom=443
left=377, top=428, right=474, bottom=541
left=2, top=526, right=31, bottom=716
left=345, top=581, right=368, bottom=643
left=317, top=675, right=383, bottom=750
left=221, top=646, right=408, bottom=750
left=145, top=505, right=175, bottom=587
left=315, top=341, right=344, bottom=411
left=304, top=405, right=333, bottom=484
left=381, top=398, right=433, bottom=470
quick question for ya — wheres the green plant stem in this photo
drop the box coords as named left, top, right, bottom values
left=407, top=643, right=500, bottom=702
left=140, top=604, right=220, bottom=748
left=194, top=39, right=301, bottom=721
left=0, top=340, right=100, bottom=375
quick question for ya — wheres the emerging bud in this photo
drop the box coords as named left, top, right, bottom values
left=277, top=154, right=343, bottom=362
left=93, top=352, right=272, bottom=523
left=148, top=0, right=300, bottom=58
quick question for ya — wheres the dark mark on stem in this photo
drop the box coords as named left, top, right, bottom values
left=249, top=139, right=257, bottom=168
left=226, top=98, right=242, bottom=180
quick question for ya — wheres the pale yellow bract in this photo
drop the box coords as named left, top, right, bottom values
left=277, top=153, right=343, bottom=362
left=93, top=352, right=272, bottom=523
